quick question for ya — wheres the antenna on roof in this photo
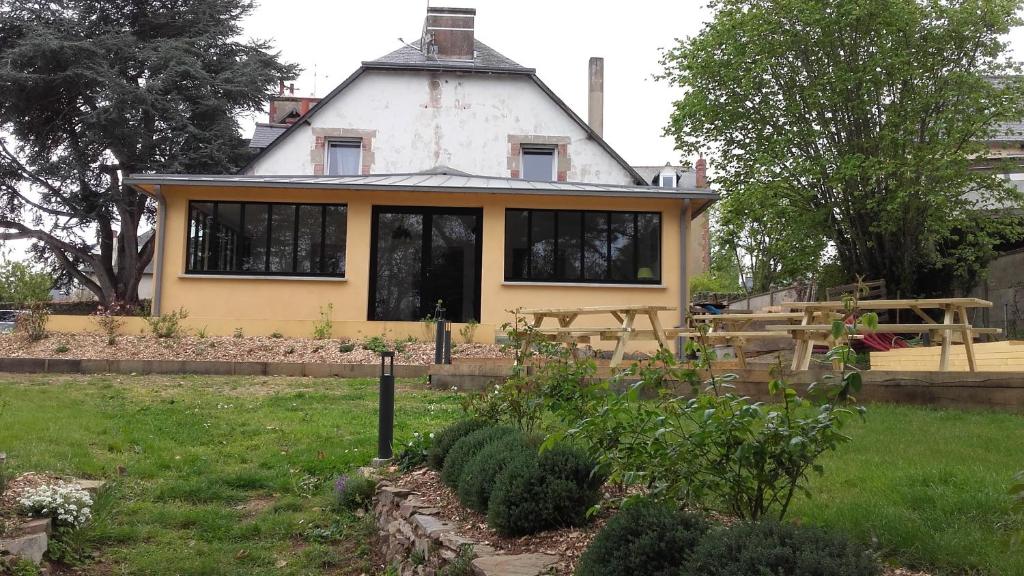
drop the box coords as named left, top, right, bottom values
left=312, top=63, right=317, bottom=97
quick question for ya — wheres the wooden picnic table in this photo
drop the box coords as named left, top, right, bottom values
left=517, top=305, right=676, bottom=367
left=690, top=312, right=841, bottom=368
left=774, top=298, right=996, bottom=372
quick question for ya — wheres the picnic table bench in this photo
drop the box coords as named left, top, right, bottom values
left=689, top=312, right=841, bottom=368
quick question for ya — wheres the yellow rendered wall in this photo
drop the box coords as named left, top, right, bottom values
left=155, top=184, right=698, bottom=345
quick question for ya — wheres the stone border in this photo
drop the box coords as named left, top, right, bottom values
left=374, top=483, right=558, bottom=576
left=0, top=357, right=429, bottom=379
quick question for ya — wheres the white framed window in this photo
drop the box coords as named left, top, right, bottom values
left=326, top=140, right=362, bottom=176
left=521, top=146, right=556, bottom=181
left=659, top=174, right=676, bottom=188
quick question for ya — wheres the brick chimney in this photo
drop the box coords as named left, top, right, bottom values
left=588, top=57, right=604, bottom=137
left=422, top=7, right=475, bottom=61
left=268, top=81, right=321, bottom=125
left=695, top=156, right=707, bottom=188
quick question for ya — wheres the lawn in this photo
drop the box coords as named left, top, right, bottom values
left=0, top=374, right=462, bottom=575
left=0, top=374, right=1021, bottom=575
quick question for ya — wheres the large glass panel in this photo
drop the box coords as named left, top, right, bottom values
left=522, top=148, right=554, bottom=181
left=429, top=214, right=479, bottom=322
left=324, top=206, right=347, bottom=275
left=213, top=203, right=241, bottom=271
left=583, top=212, right=609, bottom=281
left=296, top=205, right=323, bottom=273
left=504, top=210, right=529, bottom=280
left=188, top=202, right=214, bottom=272
left=610, top=213, right=637, bottom=281
left=327, top=141, right=361, bottom=175
left=529, top=211, right=555, bottom=279
left=269, top=205, right=296, bottom=273
left=556, top=211, right=582, bottom=280
left=636, top=213, right=661, bottom=282
left=241, top=204, right=268, bottom=272
left=374, top=213, right=423, bottom=321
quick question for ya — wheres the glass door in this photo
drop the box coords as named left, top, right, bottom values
left=369, top=207, right=482, bottom=323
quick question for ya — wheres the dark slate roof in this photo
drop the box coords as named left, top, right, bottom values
left=365, top=39, right=534, bottom=73
left=249, top=123, right=289, bottom=149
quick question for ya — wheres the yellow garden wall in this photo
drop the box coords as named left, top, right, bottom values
left=48, top=315, right=494, bottom=344
left=152, top=184, right=702, bottom=350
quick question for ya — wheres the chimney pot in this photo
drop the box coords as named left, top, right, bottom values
left=588, top=57, right=604, bottom=138
left=695, top=156, right=708, bottom=188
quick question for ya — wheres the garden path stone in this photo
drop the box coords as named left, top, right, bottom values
left=412, top=514, right=454, bottom=538
left=471, top=553, right=559, bottom=576
left=0, top=532, right=48, bottom=564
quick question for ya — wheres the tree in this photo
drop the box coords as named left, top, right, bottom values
left=0, top=259, right=51, bottom=303
left=0, top=0, right=298, bottom=305
left=662, top=0, right=1024, bottom=297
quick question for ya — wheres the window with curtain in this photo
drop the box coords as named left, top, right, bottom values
left=187, top=201, right=346, bottom=277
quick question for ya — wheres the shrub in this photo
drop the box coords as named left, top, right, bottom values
left=361, top=335, right=389, bottom=355
left=270, top=331, right=283, bottom=339
left=575, top=499, right=707, bottom=576
left=15, top=301, right=49, bottom=341
left=459, top=320, right=478, bottom=343
left=233, top=327, right=243, bottom=338
left=334, top=473, right=377, bottom=511
left=487, top=444, right=604, bottom=536
left=684, top=521, right=881, bottom=576
left=427, top=419, right=489, bottom=470
left=18, top=481, right=93, bottom=527
left=338, top=341, right=356, bottom=353
left=146, top=307, right=188, bottom=338
left=396, top=431, right=434, bottom=473
left=53, top=344, right=69, bottom=354
left=441, top=426, right=518, bottom=488
left=313, top=303, right=333, bottom=340
left=90, top=301, right=127, bottom=345
left=457, top=434, right=536, bottom=513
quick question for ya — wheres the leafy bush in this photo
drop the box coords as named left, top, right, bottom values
left=270, top=331, right=283, bottom=339
left=15, top=301, right=49, bottom=341
left=361, top=335, right=389, bottom=355
left=396, top=431, right=434, bottom=472
left=338, top=341, right=355, bottom=353
left=334, top=473, right=376, bottom=511
left=487, top=444, right=604, bottom=536
left=457, top=434, right=536, bottom=513
left=576, top=499, right=708, bottom=576
left=0, top=260, right=52, bottom=304
left=145, top=307, right=189, bottom=338
left=427, top=419, right=489, bottom=470
left=53, top=344, right=69, bottom=354
left=441, top=426, right=518, bottom=488
left=313, top=303, right=333, bottom=339
left=232, top=327, right=243, bottom=338
left=91, top=301, right=127, bottom=345
left=684, top=521, right=880, bottom=576
left=459, top=320, right=478, bottom=343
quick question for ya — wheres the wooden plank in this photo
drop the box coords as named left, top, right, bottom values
left=779, top=298, right=992, bottom=310
left=518, top=305, right=676, bottom=314
left=609, top=311, right=637, bottom=368
left=765, top=323, right=978, bottom=333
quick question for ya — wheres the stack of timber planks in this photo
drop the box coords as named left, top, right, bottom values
left=871, top=340, right=1024, bottom=372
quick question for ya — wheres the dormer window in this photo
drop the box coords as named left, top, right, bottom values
left=659, top=174, right=676, bottom=188
left=326, top=140, right=361, bottom=176
left=521, top=146, right=556, bottom=181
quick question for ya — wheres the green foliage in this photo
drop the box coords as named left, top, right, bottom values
left=91, top=301, right=128, bottom=345
left=1012, top=469, right=1024, bottom=512
left=426, top=419, right=489, bottom=471
left=685, top=521, right=881, bottom=576
left=575, top=499, right=708, bottom=576
left=458, top=320, right=478, bottom=343
left=334, top=473, right=377, bottom=512
left=486, top=444, right=604, bottom=536
left=270, top=331, right=283, bottom=339
left=441, top=426, right=518, bottom=488
left=145, top=308, right=189, bottom=339
left=0, top=0, right=299, bottom=305
left=14, top=301, right=48, bottom=341
left=361, top=336, right=389, bottom=355
left=0, top=260, right=51, bottom=304
left=437, top=544, right=475, bottom=576
left=53, top=344, right=69, bottom=354
left=661, top=0, right=1024, bottom=296
left=232, top=327, right=244, bottom=339
left=313, top=304, right=333, bottom=340
left=457, top=434, right=536, bottom=513
left=338, top=341, right=356, bottom=353
left=395, top=431, right=433, bottom=473
left=0, top=556, right=42, bottom=576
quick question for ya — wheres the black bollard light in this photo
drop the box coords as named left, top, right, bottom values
left=443, top=322, right=452, bottom=364
left=376, top=351, right=395, bottom=462
left=434, top=305, right=447, bottom=365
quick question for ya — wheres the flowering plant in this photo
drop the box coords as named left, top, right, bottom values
left=18, top=482, right=93, bottom=527
left=395, top=431, right=434, bottom=472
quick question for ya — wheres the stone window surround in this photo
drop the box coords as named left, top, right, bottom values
left=507, top=135, right=571, bottom=182
left=311, top=128, right=377, bottom=175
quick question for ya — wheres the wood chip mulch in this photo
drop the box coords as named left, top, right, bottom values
left=0, top=332, right=508, bottom=365
left=389, top=468, right=933, bottom=576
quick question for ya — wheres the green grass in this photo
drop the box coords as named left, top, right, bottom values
left=0, top=374, right=461, bottom=575
left=789, top=404, right=1024, bottom=576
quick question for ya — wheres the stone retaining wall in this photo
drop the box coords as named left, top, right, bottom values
left=373, top=483, right=558, bottom=576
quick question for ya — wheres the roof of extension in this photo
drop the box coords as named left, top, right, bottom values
left=125, top=172, right=717, bottom=213
left=249, top=123, right=289, bottom=148
left=242, top=39, right=647, bottom=185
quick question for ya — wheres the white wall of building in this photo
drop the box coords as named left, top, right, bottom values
left=247, top=70, right=636, bottom=185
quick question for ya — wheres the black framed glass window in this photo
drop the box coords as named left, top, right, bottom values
left=187, top=201, right=346, bottom=277
left=504, top=209, right=661, bottom=284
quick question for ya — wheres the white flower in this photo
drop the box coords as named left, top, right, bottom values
left=18, top=481, right=93, bottom=528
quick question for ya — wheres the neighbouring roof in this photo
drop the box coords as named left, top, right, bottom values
left=125, top=172, right=717, bottom=213
left=367, top=39, right=534, bottom=74
left=632, top=165, right=698, bottom=188
left=250, top=123, right=289, bottom=149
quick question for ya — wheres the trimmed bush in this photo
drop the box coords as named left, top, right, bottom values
left=487, top=444, right=605, bottom=536
left=440, top=426, right=518, bottom=488
left=334, top=473, right=377, bottom=511
left=575, top=499, right=708, bottom=576
left=427, top=419, right=489, bottom=470
left=457, top=434, right=537, bottom=513
left=683, top=521, right=881, bottom=576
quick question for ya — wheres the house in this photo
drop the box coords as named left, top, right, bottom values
left=124, top=6, right=717, bottom=347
